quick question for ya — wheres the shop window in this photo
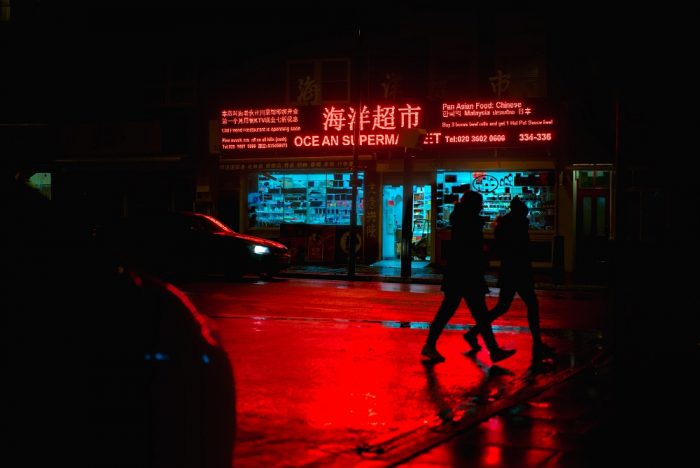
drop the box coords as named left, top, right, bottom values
left=248, top=171, right=364, bottom=227
left=287, top=59, right=350, bottom=105
left=435, top=170, right=555, bottom=231
left=582, top=197, right=592, bottom=235
left=596, top=196, right=607, bottom=237
left=579, top=171, right=594, bottom=188
left=596, top=171, right=610, bottom=188
left=578, top=170, right=610, bottom=189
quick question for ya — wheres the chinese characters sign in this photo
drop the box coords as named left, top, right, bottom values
left=221, top=107, right=301, bottom=151
left=220, top=99, right=555, bottom=156
left=221, top=104, right=422, bottom=153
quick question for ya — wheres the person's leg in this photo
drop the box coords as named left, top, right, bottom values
left=519, top=286, right=542, bottom=344
left=423, top=292, right=461, bottom=361
left=519, top=286, right=555, bottom=359
left=463, top=285, right=516, bottom=350
left=490, top=284, right=517, bottom=322
left=463, top=292, right=515, bottom=363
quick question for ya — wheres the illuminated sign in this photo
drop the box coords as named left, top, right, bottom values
left=221, top=107, right=301, bottom=151
left=220, top=99, right=555, bottom=156
left=221, top=104, right=422, bottom=152
left=430, top=100, right=555, bottom=147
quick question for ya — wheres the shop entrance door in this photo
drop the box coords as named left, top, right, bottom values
left=576, top=187, right=610, bottom=281
left=382, top=185, right=431, bottom=261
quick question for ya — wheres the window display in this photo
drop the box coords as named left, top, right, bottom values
left=248, top=172, right=364, bottom=227
left=436, top=170, right=555, bottom=230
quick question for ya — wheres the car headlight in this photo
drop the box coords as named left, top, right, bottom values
left=252, top=245, right=270, bottom=255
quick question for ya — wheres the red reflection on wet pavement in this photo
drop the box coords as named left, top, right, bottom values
left=483, top=445, right=503, bottom=465
left=182, top=278, right=608, bottom=467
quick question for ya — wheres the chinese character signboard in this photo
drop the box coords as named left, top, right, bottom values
left=220, top=99, right=556, bottom=157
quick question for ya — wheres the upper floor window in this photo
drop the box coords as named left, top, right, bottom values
left=287, top=59, right=350, bottom=105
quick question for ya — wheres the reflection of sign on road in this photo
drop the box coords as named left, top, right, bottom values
left=340, top=231, right=362, bottom=254
left=472, top=174, right=499, bottom=193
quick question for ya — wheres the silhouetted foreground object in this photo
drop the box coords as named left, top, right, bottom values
left=4, top=175, right=236, bottom=468
left=422, top=191, right=515, bottom=364
left=463, top=196, right=554, bottom=362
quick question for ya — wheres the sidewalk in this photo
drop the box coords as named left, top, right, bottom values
left=278, top=260, right=608, bottom=293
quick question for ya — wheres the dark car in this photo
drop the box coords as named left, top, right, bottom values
left=104, top=211, right=291, bottom=280
left=6, top=179, right=236, bottom=467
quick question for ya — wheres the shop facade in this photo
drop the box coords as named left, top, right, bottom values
left=214, top=99, right=563, bottom=271
left=374, top=158, right=559, bottom=271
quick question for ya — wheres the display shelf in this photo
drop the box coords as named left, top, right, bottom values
left=249, top=171, right=364, bottom=227
left=436, top=171, right=555, bottom=231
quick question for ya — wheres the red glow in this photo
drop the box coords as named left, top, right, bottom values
left=126, top=271, right=219, bottom=346
left=164, top=282, right=219, bottom=347
left=322, top=104, right=422, bottom=131
left=483, top=445, right=503, bottom=465
left=221, top=103, right=422, bottom=152
left=200, top=213, right=234, bottom=233
left=485, top=416, right=503, bottom=431
left=440, top=100, right=555, bottom=147
left=128, top=271, right=143, bottom=287
left=292, top=133, right=399, bottom=148
left=221, top=99, right=555, bottom=154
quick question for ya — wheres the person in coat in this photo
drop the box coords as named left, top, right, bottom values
left=421, top=190, right=516, bottom=363
left=462, top=196, right=555, bottom=362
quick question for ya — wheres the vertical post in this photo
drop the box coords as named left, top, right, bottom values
left=348, top=115, right=359, bottom=279
left=348, top=26, right=361, bottom=280
left=400, top=149, right=413, bottom=278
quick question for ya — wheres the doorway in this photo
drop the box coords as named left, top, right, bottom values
left=575, top=170, right=611, bottom=282
left=382, top=184, right=431, bottom=261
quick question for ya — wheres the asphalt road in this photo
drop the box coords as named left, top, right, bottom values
left=181, top=277, right=612, bottom=467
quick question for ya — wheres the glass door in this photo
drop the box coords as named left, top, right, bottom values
left=382, top=185, right=431, bottom=261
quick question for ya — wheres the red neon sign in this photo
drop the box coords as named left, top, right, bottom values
left=220, top=99, right=555, bottom=155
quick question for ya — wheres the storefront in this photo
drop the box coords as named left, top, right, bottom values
left=431, top=167, right=557, bottom=268
left=216, top=99, right=559, bottom=268
left=372, top=159, right=558, bottom=268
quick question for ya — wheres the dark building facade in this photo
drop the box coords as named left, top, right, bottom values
left=4, top=5, right=653, bottom=282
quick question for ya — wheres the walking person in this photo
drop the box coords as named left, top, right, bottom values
left=421, top=191, right=516, bottom=363
left=462, top=196, right=555, bottom=362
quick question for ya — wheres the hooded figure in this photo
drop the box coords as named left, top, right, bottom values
left=443, top=191, right=490, bottom=294
left=421, top=190, right=515, bottom=364
left=494, top=196, right=532, bottom=284
left=462, top=194, right=555, bottom=362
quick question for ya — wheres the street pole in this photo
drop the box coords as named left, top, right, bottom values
left=397, top=128, right=425, bottom=279
left=348, top=108, right=359, bottom=279
left=400, top=148, right=413, bottom=279
left=348, top=26, right=361, bottom=280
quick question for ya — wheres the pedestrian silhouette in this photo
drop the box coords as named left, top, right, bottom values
left=462, top=196, right=555, bottom=362
left=422, top=191, right=516, bottom=363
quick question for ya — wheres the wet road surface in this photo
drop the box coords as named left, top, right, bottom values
left=181, top=278, right=611, bottom=466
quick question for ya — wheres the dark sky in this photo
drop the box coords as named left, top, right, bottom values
left=3, top=3, right=691, bottom=130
